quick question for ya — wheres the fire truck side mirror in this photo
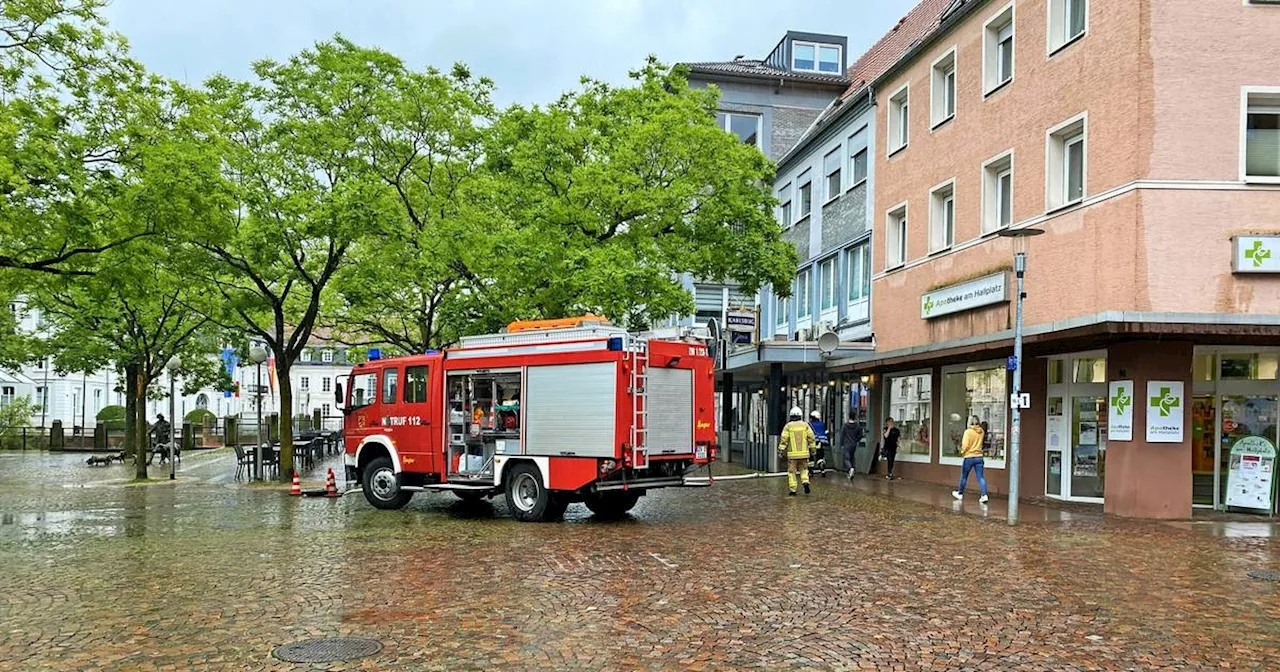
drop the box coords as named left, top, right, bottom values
left=334, top=382, right=344, bottom=409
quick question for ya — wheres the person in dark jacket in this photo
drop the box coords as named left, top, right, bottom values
left=882, top=417, right=901, bottom=480
left=840, top=413, right=864, bottom=479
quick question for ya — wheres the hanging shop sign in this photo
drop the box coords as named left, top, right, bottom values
left=1224, top=435, right=1276, bottom=512
left=1145, top=381, right=1184, bottom=443
left=1108, top=380, right=1134, bottom=442
left=726, top=308, right=756, bottom=345
left=1232, top=235, right=1280, bottom=274
left=920, top=272, right=1009, bottom=320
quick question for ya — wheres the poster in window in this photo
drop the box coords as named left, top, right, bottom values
left=1078, top=421, right=1098, bottom=447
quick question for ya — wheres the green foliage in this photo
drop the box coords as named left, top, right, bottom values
left=184, top=408, right=216, bottom=427
left=96, top=404, right=124, bottom=422
left=0, top=396, right=38, bottom=438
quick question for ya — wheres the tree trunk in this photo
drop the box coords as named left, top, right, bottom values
left=123, top=363, right=138, bottom=460
left=277, top=361, right=294, bottom=481
left=133, top=369, right=150, bottom=480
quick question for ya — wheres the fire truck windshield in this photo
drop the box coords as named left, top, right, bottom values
left=349, top=372, right=377, bottom=409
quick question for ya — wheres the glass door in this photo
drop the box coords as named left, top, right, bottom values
left=1191, top=396, right=1217, bottom=506
left=1045, top=394, right=1066, bottom=497
left=1219, top=394, right=1278, bottom=510
left=1069, top=394, right=1106, bottom=500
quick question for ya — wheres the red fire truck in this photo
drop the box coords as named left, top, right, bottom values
left=337, top=317, right=718, bottom=521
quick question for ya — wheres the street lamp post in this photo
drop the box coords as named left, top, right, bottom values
left=997, top=226, right=1044, bottom=526
left=248, top=343, right=269, bottom=481
left=166, top=355, right=181, bottom=481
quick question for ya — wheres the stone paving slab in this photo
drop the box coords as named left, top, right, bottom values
left=0, top=452, right=1277, bottom=670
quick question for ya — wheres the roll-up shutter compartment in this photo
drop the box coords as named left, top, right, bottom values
left=525, top=362, right=617, bottom=458
left=646, top=367, right=693, bottom=455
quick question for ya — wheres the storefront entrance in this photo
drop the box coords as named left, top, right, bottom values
left=1045, top=353, right=1108, bottom=502
left=1191, top=349, right=1279, bottom=514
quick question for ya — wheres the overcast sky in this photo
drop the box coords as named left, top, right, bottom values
left=101, top=0, right=917, bottom=107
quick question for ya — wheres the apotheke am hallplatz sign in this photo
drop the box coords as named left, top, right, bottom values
left=921, top=272, right=1010, bottom=320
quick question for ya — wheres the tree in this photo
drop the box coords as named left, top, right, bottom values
left=482, top=58, right=796, bottom=328
left=191, top=37, right=394, bottom=479
left=328, top=62, right=500, bottom=353
left=1, top=0, right=154, bottom=278
left=0, top=395, right=39, bottom=449
left=31, top=77, right=233, bottom=479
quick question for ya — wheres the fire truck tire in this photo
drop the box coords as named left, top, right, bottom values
left=584, top=491, right=641, bottom=519
left=362, top=456, right=413, bottom=510
left=504, top=463, right=558, bottom=522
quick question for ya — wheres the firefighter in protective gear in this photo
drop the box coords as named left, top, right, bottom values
left=779, top=406, right=816, bottom=496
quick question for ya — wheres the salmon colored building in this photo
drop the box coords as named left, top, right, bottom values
left=831, top=0, right=1280, bottom=518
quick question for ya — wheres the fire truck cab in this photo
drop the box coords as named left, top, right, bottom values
left=338, top=317, right=718, bottom=521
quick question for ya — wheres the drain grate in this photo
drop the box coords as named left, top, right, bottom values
left=272, top=637, right=383, bottom=663
left=1247, top=569, right=1280, bottom=582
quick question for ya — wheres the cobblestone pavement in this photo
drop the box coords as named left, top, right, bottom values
left=0, top=451, right=1277, bottom=671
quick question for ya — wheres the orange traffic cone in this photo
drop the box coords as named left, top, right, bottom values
left=324, top=468, right=340, bottom=498
left=290, top=471, right=302, bottom=496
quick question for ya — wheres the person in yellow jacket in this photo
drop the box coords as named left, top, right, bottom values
left=951, top=415, right=989, bottom=503
left=779, top=407, right=816, bottom=496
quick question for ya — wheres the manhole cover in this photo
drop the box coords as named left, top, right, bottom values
left=272, top=637, right=382, bottom=663
left=1247, top=569, right=1280, bottom=582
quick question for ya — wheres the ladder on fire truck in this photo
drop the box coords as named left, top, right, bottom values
left=629, top=336, right=650, bottom=470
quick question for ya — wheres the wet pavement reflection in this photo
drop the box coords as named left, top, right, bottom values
left=0, top=451, right=1277, bottom=670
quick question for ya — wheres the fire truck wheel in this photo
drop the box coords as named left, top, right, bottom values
left=584, top=491, right=641, bottom=519
left=504, top=463, right=556, bottom=522
left=362, top=456, right=413, bottom=510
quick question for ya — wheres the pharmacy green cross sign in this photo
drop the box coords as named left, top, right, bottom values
left=1246, top=240, right=1271, bottom=268
left=1111, top=386, right=1131, bottom=415
left=1150, top=386, right=1180, bottom=417
left=923, top=296, right=935, bottom=315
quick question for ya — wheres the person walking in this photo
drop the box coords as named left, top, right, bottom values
left=808, top=411, right=829, bottom=473
left=952, top=415, right=989, bottom=503
left=779, top=406, right=816, bottom=496
left=882, top=417, right=901, bottom=480
left=840, top=412, right=864, bottom=479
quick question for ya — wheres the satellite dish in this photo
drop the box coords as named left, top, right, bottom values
left=817, top=330, right=840, bottom=355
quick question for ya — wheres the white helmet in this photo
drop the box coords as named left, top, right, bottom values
left=810, top=411, right=821, bottom=420
left=789, top=406, right=803, bottom=418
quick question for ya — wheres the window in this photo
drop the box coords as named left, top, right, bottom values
left=195, top=393, right=207, bottom=409
left=404, top=365, right=429, bottom=403
left=381, top=368, right=398, bottom=404
left=35, top=386, right=46, bottom=409
left=774, top=289, right=790, bottom=330
left=792, top=41, right=841, bottom=74
left=888, top=85, right=910, bottom=154
left=982, top=151, right=1014, bottom=232
left=1072, top=357, right=1107, bottom=383
left=983, top=3, right=1015, bottom=94
left=823, top=147, right=842, bottom=200
left=796, top=270, right=813, bottom=322
left=300, top=350, right=312, bottom=363
left=886, top=203, right=908, bottom=269
left=321, top=403, right=331, bottom=418
left=1046, top=114, right=1086, bottom=210
left=778, top=183, right=793, bottom=226
left=1244, top=90, right=1280, bottom=181
left=321, top=349, right=334, bottom=363
left=351, top=374, right=377, bottom=408
left=797, top=170, right=813, bottom=219
left=300, top=377, right=310, bottom=392
left=1048, top=0, right=1087, bottom=54
left=716, top=111, right=762, bottom=148
left=941, top=364, right=1007, bottom=465
left=322, top=377, right=332, bottom=393
left=930, top=48, right=957, bottom=128
left=846, top=242, right=871, bottom=322
left=886, top=373, right=932, bottom=460
left=818, top=257, right=837, bottom=314
left=848, top=127, right=868, bottom=186
left=1, top=386, right=13, bottom=407
left=1220, top=353, right=1279, bottom=381
left=929, top=180, right=956, bottom=252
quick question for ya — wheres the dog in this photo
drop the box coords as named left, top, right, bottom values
left=85, top=455, right=112, bottom=466
left=108, top=452, right=126, bottom=464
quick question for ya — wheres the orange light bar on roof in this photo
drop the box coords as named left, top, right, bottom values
left=506, top=315, right=610, bottom=333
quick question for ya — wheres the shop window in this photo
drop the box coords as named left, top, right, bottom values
left=941, top=365, right=1007, bottom=465
left=886, top=373, right=932, bottom=460
left=1047, top=359, right=1064, bottom=385
left=1193, top=353, right=1216, bottom=382
left=1072, top=357, right=1106, bottom=384
left=1220, top=353, right=1279, bottom=380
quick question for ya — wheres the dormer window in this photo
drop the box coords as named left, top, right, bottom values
left=792, top=41, right=841, bottom=74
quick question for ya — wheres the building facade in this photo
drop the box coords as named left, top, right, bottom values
left=829, top=0, right=1280, bottom=518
